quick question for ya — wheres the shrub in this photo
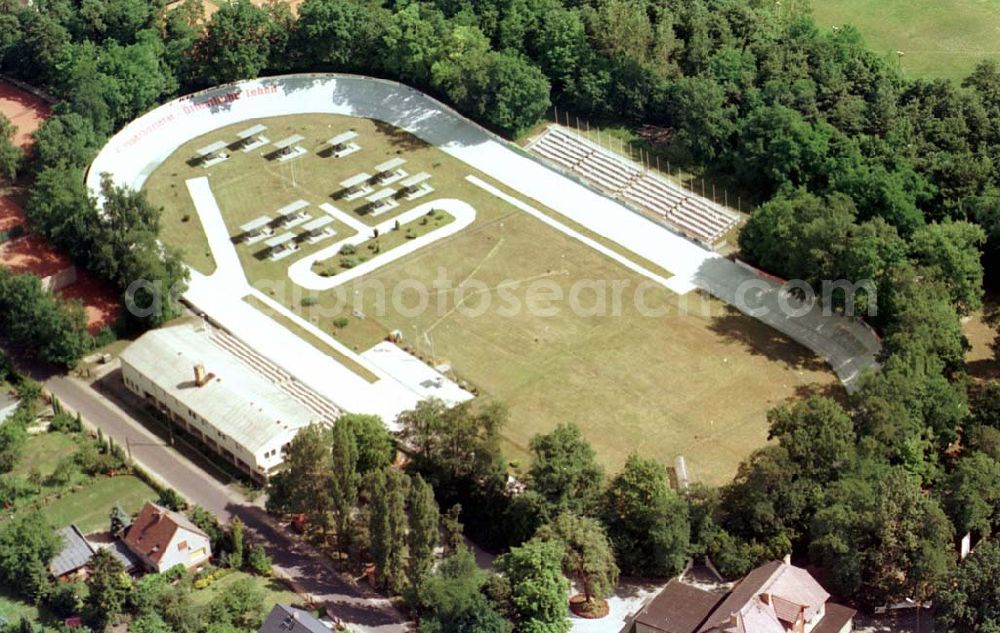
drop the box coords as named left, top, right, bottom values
left=333, top=317, right=349, bottom=329
left=246, top=545, right=271, bottom=576
left=158, top=488, right=187, bottom=511
left=47, top=581, right=85, bottom=617
left=339, top=243, right=356, bottom=255
left=49, top=412, right=82, bottom=434
left=46, top=456, right=77, bottom=488
left=339, top=257, right=358, bottom=269
left=300, top=296, right=319, bottom=307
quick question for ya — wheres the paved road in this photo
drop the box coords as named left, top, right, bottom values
left=44, top=370, right=410, bottom=633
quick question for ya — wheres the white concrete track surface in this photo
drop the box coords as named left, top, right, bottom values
left=184, top=176, right=472, bottom=426
left=88, top=73, right=880, bottom=390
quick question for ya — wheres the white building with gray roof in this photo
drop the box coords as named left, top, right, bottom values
left=120, top=322, right=323, bottom=480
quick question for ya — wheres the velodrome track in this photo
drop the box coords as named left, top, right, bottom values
left=87, top=73, right=881, bottom=393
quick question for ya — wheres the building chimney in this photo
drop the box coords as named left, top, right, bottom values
left=783, top=553, right=792, bottom=565
left=194, top=363, right=207, bottom=387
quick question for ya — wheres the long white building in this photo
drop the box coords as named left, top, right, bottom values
left=120, top=322, right=321, bottom=480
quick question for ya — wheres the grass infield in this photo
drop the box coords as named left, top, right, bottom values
left=810, top=0, right=1000, bottom=81
left=145, top=113, right=837, bottom=484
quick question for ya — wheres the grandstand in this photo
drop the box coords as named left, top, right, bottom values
left=528, top=126, right=740, bottom=246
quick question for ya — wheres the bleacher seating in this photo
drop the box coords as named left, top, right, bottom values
left=208, top=324, right=341, bottom=424
left=528, top=127, right=740, bottom=244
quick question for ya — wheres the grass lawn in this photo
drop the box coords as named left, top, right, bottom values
left=145, top=113, right=837, bottom=485
left=38, top=475, right=157, bottom=533
left=189, top=571, right=300, bottom=611
left=0, top=586, right=42, bottom=625
left=312, top=209, right=454, bottom=276
left=810, top=0, right=1000, bottom=81
left=12, top=433, right=79, bottom=480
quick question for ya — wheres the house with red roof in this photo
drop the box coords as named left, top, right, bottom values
left=122, top=502, right=212, bottom=573
left=630, top=560, right=855, bottom=633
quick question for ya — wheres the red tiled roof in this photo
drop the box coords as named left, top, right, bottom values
left=811, top=603, right=857, bottom=633
left=635, top=580, right=723, bottom=633
left=769, top=595, right=803, bottom=624
left=123, top=502, right=206, bottom=564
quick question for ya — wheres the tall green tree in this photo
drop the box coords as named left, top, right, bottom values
left=85, top=549, right=133, bottom=630
left=265, top=424, right=333, bottom=533
left=494, top=540, right=569, bottom=633
left=601, top=454, right=689, bottom=577
left=369, top=469, right=409, bottom=594
left=415, top=548, right=512, bottom=633
left=330, top=418, right=359, bottom=551
left=0, top=512, right=59, bottom=602
left=534, top=513, right=618, bottom=607
left=936, top=539, right=1000, bottom=633
left=337, top=413, right=395, bottom=474
left=528, top=423, right=604, bottom=518
left=195, top=0, right=273, bottom=85
left=407, top=474, right=440, bottom=590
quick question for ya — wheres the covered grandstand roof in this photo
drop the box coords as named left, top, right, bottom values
left=119, top=323, right=316, bottom=453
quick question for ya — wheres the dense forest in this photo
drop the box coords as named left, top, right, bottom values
left=3, top=0, right=1000, bottom=630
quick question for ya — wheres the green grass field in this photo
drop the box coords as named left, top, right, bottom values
left=39, top=475, right=158, bottom=533
left=12, top=432, right=79, bottom=479
left=810, top=0, right=1000, bottom=80
left=189, top=571, right=300, bottom=611
left=144, top=114, right=837, bottom=484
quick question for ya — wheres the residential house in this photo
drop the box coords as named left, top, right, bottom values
left=122, top=502, right=211, bottom=573
left=50, top=525, right=97, bottom=580
left=259, top=604, right=329, bottom=633
left=629, top=560, right=855, bottom=633
left=50, top=524, right=141, bottom=580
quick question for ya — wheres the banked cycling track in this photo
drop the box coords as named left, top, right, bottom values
left=87, top=73, right=881, bottom=397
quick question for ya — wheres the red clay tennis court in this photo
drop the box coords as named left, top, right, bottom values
left=0, top=80, right=119, bottom=333
left=0, top=79, right=50, bottom=150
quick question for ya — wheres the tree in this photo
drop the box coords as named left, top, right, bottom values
left=664, top=76, right=735, bottom=162
left=937, top=539, right=1000, bottom=633
left=329, top=418, right=359, bottom=551
left=247, top=544, right=272, bottom=576
left=86, top=548, right=133, bottom=630
left=601, top=454, right=689, bottom=577
left=337, top=412, right=394, bottom=474
left=811, top=465, right=953, bottom=604
left=157, top=487, right=186, bottom=511
left=534, top=513, right=618, bottom=607
left=129, top=613, right=173, bottom=633
left=227, top=516, right=245, bottom=569
left=0, top=512, right=59, bottom=602
left=368, top=468, right=409, bottom=594
left=407, top=474, right=440, bottom=589
left=730, top=104, right=833, bottom=195
left=265, top=424, right=333, bottom=533
left=132, top=571, right=199, bottom=633
left=767, top=396, right=856, bottom=483
left=195, top=0, right=273, bottom=85
left=528, top=423, right=604, bottom=519
left=109, top=503, right=128, bottom=538
left=205, top=576, right=265, bottom=630
left=944, top=452, right=1000, bottom=538
left=909, top=219, right=987, bottom=313
left=494, top=539, right=569, bottom=633
left=0, top=114, right=19, bottom=183
left=291, top=0, right=377, bottom=71
left=415, top=548, right=512, bottom=633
